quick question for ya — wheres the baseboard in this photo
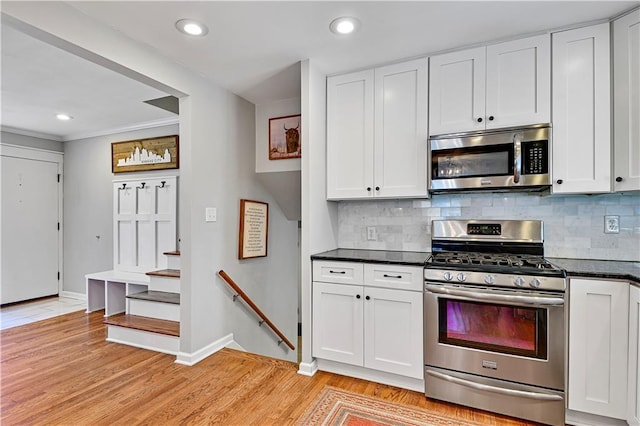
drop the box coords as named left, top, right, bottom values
left=297, top=359, right=318, bottom=376
left=60, top=291, right=86, bottom=301
left=565, top=409, right=627, bottom=426
left=175, top=333, right=234, bottom=366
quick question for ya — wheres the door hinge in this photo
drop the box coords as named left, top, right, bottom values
left=57, top=174, right=61, bottom=183
left=57, top=271, right=60, bottom=281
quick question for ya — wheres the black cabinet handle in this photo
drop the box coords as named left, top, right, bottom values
left=356, top=294, right=361, bottom=299
left=488, top=116, right=495, bottom=121
left=477, top=117, right=483, bottom=123
left=329, top=270, right=346, bottom=274
left=366, top=187, right=372, bottom=191
left=556, top=179, right=563, bottom=184
left=365, top=295, right=370, bottom=300
left=383, top=274, right=402, bottom=279
left=616, top=176, right=623, bottom=182
left=375, top=186, right=380, bottom=191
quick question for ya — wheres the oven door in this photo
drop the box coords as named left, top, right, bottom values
left=424, top=282, right=565, bottom=391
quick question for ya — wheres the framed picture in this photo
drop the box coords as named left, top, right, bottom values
left=112, top=135, right=179, bottom=173
left=238, top=199, right=269, bottom=259
left=268, top=114, right=301, bottom=160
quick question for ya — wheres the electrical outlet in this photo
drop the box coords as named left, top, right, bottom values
left=205, top=207, right=217, bottom=222
left=604, top=215, right=619, bottom=234
left=366, top=226, right=377, bottom=241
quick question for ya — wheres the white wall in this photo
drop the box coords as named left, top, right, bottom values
left=255, top=97, right=301, bottom=173
left=1, top=131, right=63, bottom=152
left=63, top=124, right=179, bottom=295
left=3, top=2, right=299, bottom=362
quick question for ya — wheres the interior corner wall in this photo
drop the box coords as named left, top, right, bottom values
left=62, top=124, right=179, bottom=295
left=255, top=97, right=301, bottom=173
left=1, top=131, right=64, bottom=152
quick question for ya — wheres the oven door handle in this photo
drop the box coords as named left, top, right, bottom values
left=424, top=284, right=564, bottom=306
left=425, top=369, right=563, bottom=401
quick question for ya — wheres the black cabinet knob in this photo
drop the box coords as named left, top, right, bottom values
left=477, top=117, right=483, bottom=123
left=366, top=187, right=371, bottom=191
left=488, top=116, right=495, bottom=121
left=375, top=186, right=380, bottom=191
left=556, top=179, right=563, bottom=184
left=616, top=176, right=623, bottom=182
left=356, top=294, right=361, bottom=299
left=365, top=295, right=370, bottom=300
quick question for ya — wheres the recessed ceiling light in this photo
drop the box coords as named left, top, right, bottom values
left=175, top=19, right=209, bottom=36
left=329, top=17, right=360, bottom=35
left=56, top=113, right=73, bottom=121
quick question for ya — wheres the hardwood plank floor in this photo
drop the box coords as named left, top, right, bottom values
left=1, top=311, right=538, bottom=425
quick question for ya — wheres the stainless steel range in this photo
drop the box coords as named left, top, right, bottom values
left=424, top=220, right=566, bottom=426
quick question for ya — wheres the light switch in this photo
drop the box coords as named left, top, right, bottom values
left=205, top=207, right=217, bottom=222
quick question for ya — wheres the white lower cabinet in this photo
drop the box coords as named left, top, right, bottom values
left=568, top=278, right=629, bottom=420
left=312, top=261, right=423, bottom=380
left=629, top=285, right=640, bottom=426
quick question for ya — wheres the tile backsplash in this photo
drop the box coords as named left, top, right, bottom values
left=337, top=192, right=640, bottom=261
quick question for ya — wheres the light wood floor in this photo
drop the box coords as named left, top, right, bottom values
left=1, top=311, right=537, bottom=425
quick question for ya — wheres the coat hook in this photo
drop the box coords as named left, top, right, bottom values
left=138, top=182, right=146, bottom=189
left=119, top=183, right=127, bottom=190
left=156, top=181, right=166, bottom=188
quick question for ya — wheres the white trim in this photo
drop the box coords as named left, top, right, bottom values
left=1, top=126, right=63, bottom=141
left=565, top=409, right=627, bottom=426
left=1, top=144, right=64, bottom=300
left=316, top=359, right=425, bottom=392
left=60, top=291, right=86, bottom=301
left=106, top=326, right=180, bottom=355
left=64, top=117, right=179, bottom=142
left=175, top=333, right=234, bottom=366
left=297, top=359, right=318, bottom=376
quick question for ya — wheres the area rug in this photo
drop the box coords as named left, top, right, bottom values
left=299, top=386, right=484, bottom=426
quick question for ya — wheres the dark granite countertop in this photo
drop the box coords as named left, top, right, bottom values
left=547, top=258, right=640, bottom=286
left=311, top=249, right=430, bottom=267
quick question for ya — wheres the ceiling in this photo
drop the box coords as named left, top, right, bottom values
left=2, top=1, right=638, bottom=142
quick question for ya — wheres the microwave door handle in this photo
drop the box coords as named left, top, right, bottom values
left=513, top=133, right=522, bottom=183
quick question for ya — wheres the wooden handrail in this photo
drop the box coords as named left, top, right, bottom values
left=217, top=270, right=295, bottom=351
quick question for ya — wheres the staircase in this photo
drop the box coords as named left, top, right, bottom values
left=103, top=251, right=181, bottom=355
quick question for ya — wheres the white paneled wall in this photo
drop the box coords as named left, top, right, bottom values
left=337, top=192, right=640, bottom=261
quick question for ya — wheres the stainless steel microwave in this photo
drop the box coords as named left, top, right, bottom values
left=429, top=124, right=551, bottom=192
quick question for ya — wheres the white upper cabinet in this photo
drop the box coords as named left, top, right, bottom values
left=552, top=23, right=611, bottom=194
left=613, top=8, right=640, bottom=192
left=429, top=34, right=550, bottom=135
left=327, top=58, right=428, bottom=200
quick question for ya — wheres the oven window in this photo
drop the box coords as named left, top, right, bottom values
left=438, top=298, right=547, bottom=359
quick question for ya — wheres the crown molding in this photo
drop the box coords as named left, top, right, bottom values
left=63, top=117, right=179, bottom=141
left=1, top=125, right=63, bottom=141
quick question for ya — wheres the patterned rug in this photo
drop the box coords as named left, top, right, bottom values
left=299, top=386, right=484, bottom=426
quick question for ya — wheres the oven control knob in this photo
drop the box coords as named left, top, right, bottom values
left=484, top=274, right=495, bottom=285
left=456, top=273, right=466, bottom=282
left=443, top=272, right=453, bottom=281
left=514, top=277, right=525, bottom=287
left=529, top=278, right=541, bottom=288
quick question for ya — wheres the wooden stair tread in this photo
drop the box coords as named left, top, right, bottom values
left=163, top=250, right=180, bottom=256
left=104, top=314, right=179, bottom=337
left=127, top=290, right=180, bottom=304
left=146, top=269, right=180, bottom=278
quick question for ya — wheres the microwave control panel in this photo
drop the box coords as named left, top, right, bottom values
left=522, top=141, right=548, bottom=175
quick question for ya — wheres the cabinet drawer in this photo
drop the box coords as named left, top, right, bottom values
left=364, top=264, right=423, bottom=291
left=313, top=261, right=364, bottom=285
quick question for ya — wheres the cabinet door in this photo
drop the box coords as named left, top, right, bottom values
left=552, top=23, right=611, bottom=194
left=363, top=286, right=423, bottom=379
left=486, top=34, right=550, bottom=129
left=374, top=58, right=428, bottom=198
left=629, top=285, right=640, bottom=426
left=327, top=70, right=374, bottom=199
left=429, top=47, right=486, bottom=135
left=569, top=279, right=629, bottom=419
left=312, top=282, right=363, bottom=365
left=613, top=9, right=640, bottom=192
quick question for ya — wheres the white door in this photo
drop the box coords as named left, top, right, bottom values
left=363, top=286, right=423, bottom=379
left=326, top=70, right=374, bottom=200
left=552, top=23, right=611, bottom=194
left=312, top=281, right=363, bottom=365
left=374, top=58, right=428, bottom=199
left=1, top=148, right=61, bottom=304
left=568, top=278, right=629, bottom=419
left=613, top=9, right=640, bottom=192
left=629, top=285, right=640, bottom=426
left=486, top=34, right=551, bottom=129
left=429, top=46, right=486, bottom=135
